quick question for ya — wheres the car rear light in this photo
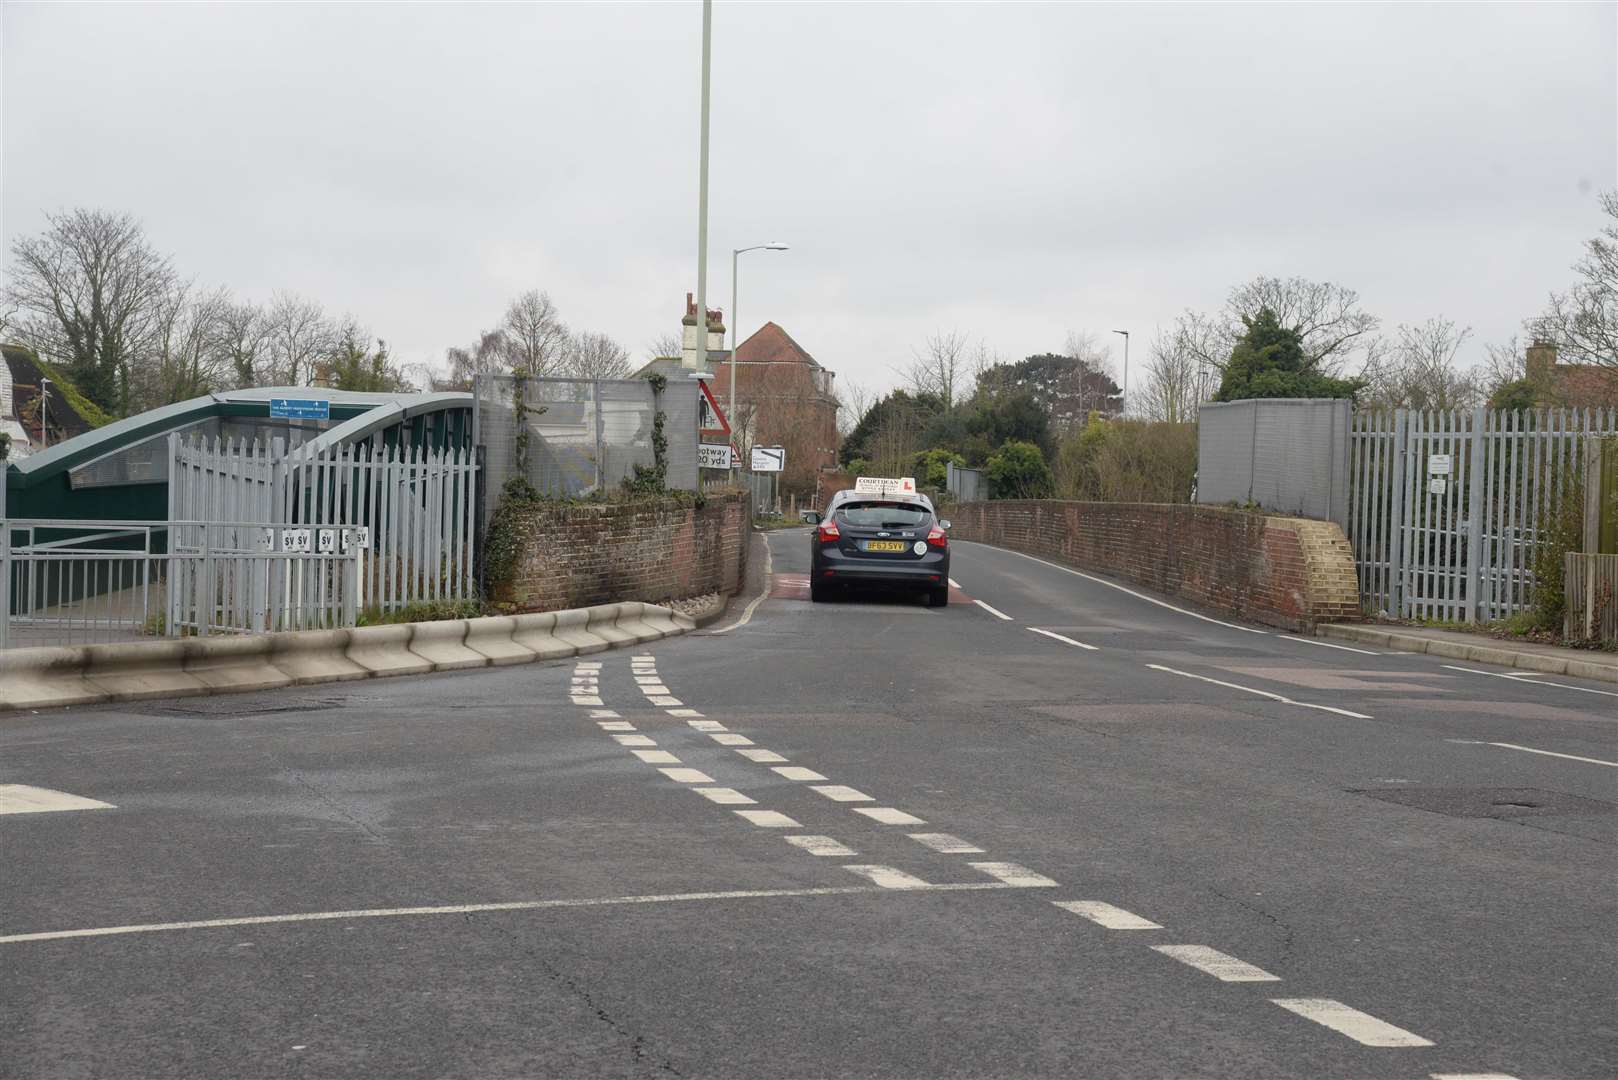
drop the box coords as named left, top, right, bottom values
left=817, top=519, right=841, bottom=542
left=926, top=525, right=947, bottom=548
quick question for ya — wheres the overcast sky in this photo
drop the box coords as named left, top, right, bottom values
left=4, top=1, right=1614, bottom=397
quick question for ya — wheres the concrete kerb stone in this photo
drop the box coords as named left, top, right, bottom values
left=585, top=604, right=639, bottom=647
left=346, top=624, right=433, bottom=678
left=0, top=646, right=102, bottom=711
left=553, top=608, right=610, bottom=654
left=407, top=619, right=487, bottom=672
left=463, top=616, right=536, bottom=666
left=266, top=629, right=368, bottom=684
left=182, top=635, right=293, bottom=693
left=83, top=640, right=208, bottom=702
left=639, top=606, right=682, bottom=637
left=614, top=602, right=666, bottom=643
left=1318, top=623, right=1618, bottom=685
left=510, top=612, right=578, bottom=661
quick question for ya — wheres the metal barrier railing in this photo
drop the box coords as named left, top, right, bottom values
left=0, top=520, right=166, bottom=649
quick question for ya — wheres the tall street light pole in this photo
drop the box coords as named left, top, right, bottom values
left=694, top=0, right=713, bottom=374
left=730, top=241, right=789, bottom=447
left=39, top=377, right=51, bottom=449
left=1112, top=329, right=1129, bottom=416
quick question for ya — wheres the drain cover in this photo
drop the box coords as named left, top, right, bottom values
left=1351, top=786, right=1616, bottom=820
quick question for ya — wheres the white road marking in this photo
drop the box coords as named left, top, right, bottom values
left=597, top=721, right=637, bottom=732
left=969, top=862, right=1059, bottom=887
left=611, top=734, right=657, bottom=747
left=737, top=748, right=788, bottom=763
left=1145, top=663, right=1373, bottom=719
left=1445, top=739, right=1618, bottom=769
left=649, top=696, right=684, bottom=707
left=1439, top=664, right=1618, bottom=698
left=854, top=807, right=927, bottom=825
left=842, top=865, right=932, bottom=890
left=1430, top=1073, right=1521, bottom=1079
left=1028, top=627, right=1099, bottom=651
left=1152, top=944, right=1279, bottom=981
left=734, top=810, right=801, bottom=828
left=575, top=661, right=603, bottom=669
left=710, top=733, right=754, bottom=746
left=667, top=708, right=704, bottom=717
left=773, top=766, right=828, bottom=782
left=974, top=544, right=1269, bottom=634
left=786, top=835, right=856, bottom=856
left=634, top=676, right=663, bottom=685
left=0, top=785, right=115, bottom=815
left=948, top=578, right=961, bottom=588
left=688, top=720, right=727, bottom=731
left=810, top=784, right=874, bottom=802
left=633, top=655, right=655, bottom=661
left=693, top=787, right=756, bottom=805
left=1053, top=900, right=1162, bottom=929
left=632, top=750, right=681, bottom=764
left=711, top=532, right=773, bottom=634
left=639, top=684, right=672, bottom=695
left=570, top=695, right=604, bottom=706
left=974, top=599, right=1014, bottom=621
left=1281, top=635, right=1380, bottom=655
left=1270, top=998, right=1434, bottom=1047
left=0, top=881, right=1050, bottom=946
left=908, top=833, right=984, bottom=854
left=659, top=768, right=714, bottom=784
left=588, top=709, right=620, bottom=718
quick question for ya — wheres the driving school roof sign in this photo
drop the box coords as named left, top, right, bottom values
left=854, top=476, right=917, bottom=495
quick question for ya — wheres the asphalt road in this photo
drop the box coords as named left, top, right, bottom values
left=2, top=528, right=1614, bottom=1079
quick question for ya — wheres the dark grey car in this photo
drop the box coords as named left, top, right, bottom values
left=808, top=493, right=951, bottom=606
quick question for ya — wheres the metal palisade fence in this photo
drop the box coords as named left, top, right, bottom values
left=1349, top=406, right=1617, bottom=621
left=170, top=434, right=477, bottom=619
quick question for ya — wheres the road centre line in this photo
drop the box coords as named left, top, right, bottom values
left=649, top=696, right=683, bottom=706
left=667, top=709, right=704, bottom=717
left=0, top=881, right=1048, bottom=946
left=810, top=784, right=874, bottom=802
left=971, top=543, right=1268, bottom=634
left=1152, top=944, right=1280, bottom=982
left=1028, top=627, right=1099, bottom=651
left=1440, top=665, right=1618, bottom=698
left=1282, top=635, right=1380, bottom=655
left=773, top=766, right=828, bottom=781
left=734, top=810, right=801, bottom=828
left=639, top=684, right=672, bottom=695
left=786, top=835, right=856, bottom=856
left=1052, top=900, right=1161, bottom=929
left=969, top=862, right=1059, bottom=888
left=909, top=833, right=984, bottom=854
left=948, top=578, right=961, bottom=587
left=854, top=807, right=927, bottom=825
left=611, top=734, right=656, bottom=747
left=736, top=748, right=788, bottom=763
left=693, top=787, right=755, bottom=805
left=633, top=750, right=681, bottom=764
left=1270, top=998, right=1434, bottom=1048
left=598, top=721, right=636, bottom=731
left=974, top=599, right=1014, bottom=620
left=570, top=696, right=604, bottom=706
left=1145, top=664, right=1373, bottom=720
left=1430, top=1073, right=1521, bottom=1079
left=1446, top=739, right=1618, bottom=769
left=589, top=709, right=620, bottom=718
left=688, top=720, right=727, bottom=731
left=659, top=768, right=714, bottom=784
left=842, top=865, right=933, bottom=890
left=0, top=785, right=116, bottom=815
left=710, top=733, right=754, bottom=746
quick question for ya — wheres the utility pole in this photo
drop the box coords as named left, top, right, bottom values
left=39, top=378, right=51, bottom=449
left=694, top=0, right=713, bottom=375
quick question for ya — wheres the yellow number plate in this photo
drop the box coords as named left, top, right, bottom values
left=866, top=540, right=907, bottom=552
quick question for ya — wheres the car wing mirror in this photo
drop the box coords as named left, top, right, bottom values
left=802, top=510, right=821, bottom=525
left=939, top=519, right=951, bottom=530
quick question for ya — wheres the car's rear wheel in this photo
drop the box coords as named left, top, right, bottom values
left=810, top=581, right=828, bottom=603
left=927, top=586, right=949, bottom=608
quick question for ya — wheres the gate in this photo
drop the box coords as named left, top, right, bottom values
left=1349, top=407, right=1616, bottom=621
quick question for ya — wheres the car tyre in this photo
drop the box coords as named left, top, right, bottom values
left=927, top=586, right=949, bottom=608
left=810, top=581, right=828, bottom=603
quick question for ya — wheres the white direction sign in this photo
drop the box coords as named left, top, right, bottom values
left=698, top=443, right=733, bottom=470
left=750, top=446, right=785, bottom=473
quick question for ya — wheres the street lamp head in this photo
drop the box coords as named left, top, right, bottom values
left=764, top=242, right=789, bottom=251
left=1112, top=329, right=1128, bottom=337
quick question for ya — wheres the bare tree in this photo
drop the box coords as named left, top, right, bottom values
left=1534, top=190, right=1618, bottom=367
left=502, top=290, right=568, bottom=376
left=1361, top=318, right=1479, bottom=408
left=133, top=281, right=231, bottom=409
left=263, top=291, right=335, bottom=386
left=1138, top=327, right=1201, bottom=423
left=837, top=379, right=874, bottom=438
left=904, top=329, right=975, bottom=408
left=213, top=299, right=268, bottom=388
left=563, top=330, right=633, bottom=380
left=443, top=329, right=510, bottom=391
left=647, top=332, right=682, bottom=361
left=1180, top=277, right=1381, bottom=379
left=4, top=208, right=175, bottom=416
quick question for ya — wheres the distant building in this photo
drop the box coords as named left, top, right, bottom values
left=1526, top=340, right=1618, bottom=409
left=2, top=343, right=97, bottom=458
left=710, top=321, right=839, bottom=494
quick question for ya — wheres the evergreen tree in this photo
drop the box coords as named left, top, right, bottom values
left=1214, top=308, right=1363, bottom=401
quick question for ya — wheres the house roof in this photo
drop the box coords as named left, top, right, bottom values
left=734, top=322, right=823, bottom=370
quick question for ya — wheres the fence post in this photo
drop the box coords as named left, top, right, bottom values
left=1388, top=409, right=1409, bottom=616
left=1464, top=405, right=1486, bottom=623
left=473, top=444, right=488, bottom=600
left=0, top=511, right=9, bottom=651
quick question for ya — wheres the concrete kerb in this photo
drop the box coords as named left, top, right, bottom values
left=83, top=640, right=208, bottom=702
left=266, top=629, right=368, bottom=684
left=182, top=635, right=293, bottom=693
left=639, top=606, right=682, bottom=637
left=585, top=604, right=640, bottom=647
left=346, top=624, right=433, bottom=678
left=614, top=602, right=666, bottom=644
left=463, top=616, right=535, bottom=666
left=510, top=611, right=577, bottom=661
left=553, top=608, right=610, bottom=654
left=0, top=646, right=103, bottom=711
left=1318, top=623, right=1618, bottom=685
left=407, top=619, right=488, bottom=672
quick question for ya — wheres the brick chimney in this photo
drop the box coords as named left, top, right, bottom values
left=680, top=292, right=726, bottom=370
left=1526, top=338, right=1557, bottom=381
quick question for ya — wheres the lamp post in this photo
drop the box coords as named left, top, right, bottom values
left=694, top=0, right=713, bottom=374
left=39, top=377, right=51, bottom=449
left=729, top=242, right=789, bottom=444
left=1111, top=329, right=1129, bottom=416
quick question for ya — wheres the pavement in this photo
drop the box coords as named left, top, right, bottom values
left=2, top=528, right=1615, bottom=1079
left=1319, top=623, right=1618, bottom=684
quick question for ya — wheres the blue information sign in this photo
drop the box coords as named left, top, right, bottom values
left=270, top=398, right=330, bottom=420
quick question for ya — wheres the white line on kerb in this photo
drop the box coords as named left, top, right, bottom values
left=1440, top=664, right=1618, bottom=698
left=1445, top=739, right=1618, bottom=769
left=1028, top=627, right=1099, bottom=651
left=1281, top=635, right=1380, bottom=655
left=1145, top=663, right=1373, bottom=720
left=966, top=542, right=1268, bottom=634
left=974, top=599, right=1014, bottom=621
left=1270, top=998, right=1434, bottom=1047
left=1052, top=900, right=1161, bottom=929
left=0, top=881, right=1047, bottom=946
left=1152, top=944, right=1280, bottom=982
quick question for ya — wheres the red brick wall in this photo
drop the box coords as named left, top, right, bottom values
left=496, top=492, right=750, bottom=613
left=947, top=500, right=1360, bottom=631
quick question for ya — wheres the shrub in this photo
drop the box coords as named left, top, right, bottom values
left=986, top=440, right=1054, bottom=499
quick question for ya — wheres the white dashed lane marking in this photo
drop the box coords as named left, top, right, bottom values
left=786, top=835, right=856, bottom=856
left=734, top=810, right=802, bottom=828
left=772, top=766, right=828, bottom=782
left=570, top=696, right=604, bottom=706
left=1028, top=627, right=1099, bottom=651
left=736, top=748, right=788, bottom=764
left=589, top=709, right=620, bottom=718
left=649, top=696, right=683, bottom=707
left=1270, top=998, right=1435, bottom=1047
left=638, top=684, right=672, bottom=694
left=634, top=676, right=663, bottom=684
left=1152, top=944, right=1280, bottom=982
left=1430, top=1073, right=1521, bottom=1079
left=810, top=785, right=874, bottom=803
left=842, top=865, right=932, bottom=890
left=854, top=807, right=927, bottom=825
left=688, top=720, right=727, bottom=732
left=1052, top=900, right=1162, bottom=929
left=908, top=833, right=984, bottom=854
left=1145, top=663, right=1373, bottom=720
left=973, top=599, right=1013, bottom=620
left=667, top=708, right=704, bottom=717
left=632, top=750, right=681, bottom=764
left=693, top=787, right=755, bottom=805
left=969, top=862, right=1058, bottom=887
left=611, top=734, right=656, bottom=747
left=597, top=721, right=636, bottom=731
left=658, top=768, right=715, bottom=784
left=709, top=733, right=754, bottom=746
left=0, top=785, right=116, bottom=815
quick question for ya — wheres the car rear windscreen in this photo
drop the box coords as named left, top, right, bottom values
left=837, top=501, right=930, bottom=528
